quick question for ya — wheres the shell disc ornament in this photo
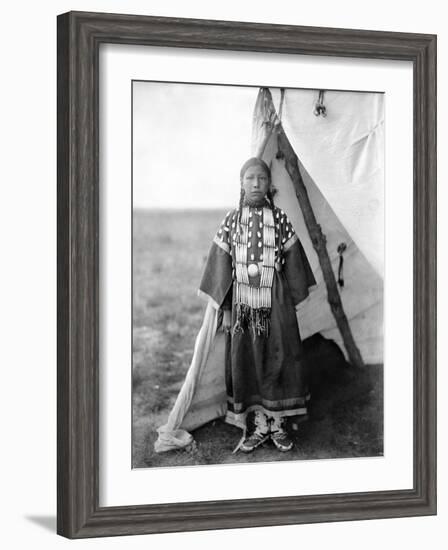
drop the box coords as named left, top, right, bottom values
left=247, top=263, right=259, bottom=277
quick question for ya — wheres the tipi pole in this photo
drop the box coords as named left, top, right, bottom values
left=276, top=125, right=365, bottom=368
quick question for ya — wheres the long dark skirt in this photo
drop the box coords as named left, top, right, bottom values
left=225, top=271, right=309, bottom=428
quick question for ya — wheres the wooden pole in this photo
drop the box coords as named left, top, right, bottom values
left=276, top=125, right=365, bottom=368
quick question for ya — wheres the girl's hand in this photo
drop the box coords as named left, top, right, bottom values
left=222, top=310, right=232, bottom=332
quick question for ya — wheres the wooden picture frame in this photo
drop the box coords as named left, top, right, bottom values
left=57, top=10, right=437, bottom=538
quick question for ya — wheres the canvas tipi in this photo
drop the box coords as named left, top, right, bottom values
left=154, top=87, right=384, bottom=452
left=253, top=87, right=384, bottom=366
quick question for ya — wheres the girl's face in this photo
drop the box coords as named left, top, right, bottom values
left=241, top=165, right=270, bottom=202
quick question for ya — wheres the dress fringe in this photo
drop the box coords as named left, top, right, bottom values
left=233, top=303, right=271, bottom=338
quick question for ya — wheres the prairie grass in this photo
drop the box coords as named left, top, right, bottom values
left=132, top=209, right=383, bottom=469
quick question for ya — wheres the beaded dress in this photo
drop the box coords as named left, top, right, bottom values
left=199, top=201, right=316, bottom=428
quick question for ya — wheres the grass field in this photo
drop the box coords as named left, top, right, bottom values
left=132, top=209, right=383, bottom=469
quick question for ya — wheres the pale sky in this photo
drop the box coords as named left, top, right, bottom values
left=132, top=81, right=260, bottom=210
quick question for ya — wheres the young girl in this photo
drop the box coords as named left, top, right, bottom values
left=199, top=157, right=316, bottom=453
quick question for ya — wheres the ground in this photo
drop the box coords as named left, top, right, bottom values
left=133, top=209, right=383, bottom=469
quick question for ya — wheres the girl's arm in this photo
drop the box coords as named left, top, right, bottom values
left=198, top=212, right=234, bottom=310
left=222, top=310, right=232, bottom=331
left=281, top=214, right=317, bottom=308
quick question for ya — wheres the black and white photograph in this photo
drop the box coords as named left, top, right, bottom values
left=0, top=0, right=440, bottom=545
left=132, top=81, right=384, bottom=468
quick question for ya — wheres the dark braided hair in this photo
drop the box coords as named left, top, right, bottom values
left=266, top=188, right=282, bottom=259
left=236, top=186, right=245, bottom=241
left=265, top=188, right=276, bottom=215
left=239, top=157, right=271, bottom=180
left=238, top=158, right=280, bottom=253
left=238, top=158, right=271, bottom=237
